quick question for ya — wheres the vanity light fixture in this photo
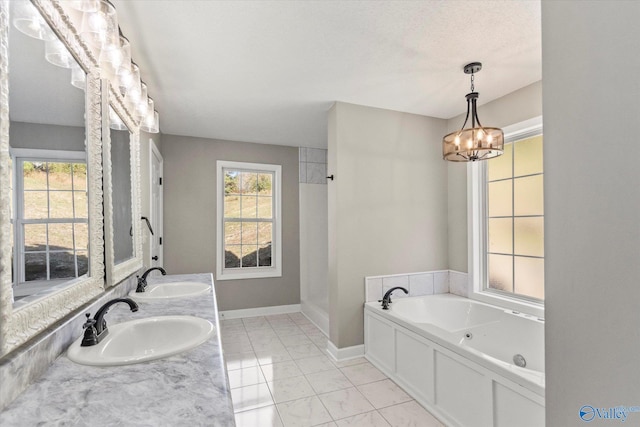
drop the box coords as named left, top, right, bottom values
left=70, top=62, right=86, bottom=89
left=140, top=109, right=159, bottom=134
left=12, top=0, right=56, bottom=40
left=442, top=62, right=504, bottom=162
left=11, top=0, right=160, bottom=132
left=44, top=37, right=75, bottom=68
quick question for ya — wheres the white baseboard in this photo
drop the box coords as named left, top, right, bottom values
left=300, top=301, right=329, bottom=336
left=219, top=304, right=301, bottom=320
left=327, top=341, right=365, bottom=362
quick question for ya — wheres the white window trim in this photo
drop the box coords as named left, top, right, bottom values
left=11, top=148, right=87, bottom=285
left=216, top=160, right=282, bottom=281
left=468, top=116, right=545, bottom=319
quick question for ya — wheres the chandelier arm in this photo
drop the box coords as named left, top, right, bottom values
left=459, top=97, right=471, bottom=133
left=473, top=100, right=483, bottom=128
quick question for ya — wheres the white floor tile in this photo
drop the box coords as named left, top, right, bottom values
left=299, top=324, right=322, bottom=334
left=221, top=318, right=244, bottom=327
left=252, top=340, right=287, bottom=352
left=335, top=411, right=391, bottom=427
left=332, top=357, right=369, bottom=368
left=261, top=361, right=304, bottom=381
left=267, top=376, right=316, bottom=403
left=340, top=362, right=387, bottom=386
left=223, top=340, right=254, bottom=354
left=274, top=325, right=305, bottom=337
left=357, top=379, right=412, bottom=409
left=306, top=369, right=353, bottom=394
left=235, top=405, right=284, bottom=427
left=247, top=327, right=278, bottom=337
left=279, top=334, right=313, bottom=347
left=276, top=396, right=333, bottom=427
left=231, top=383, right=274, bottom=413
left=378, top=401, right=444, bottom=427
left=225, top=351, right=258, bottom=371
left=221, top=332, right=250, bottom=345
left=256, top=349, right=293, bottom=365
left=295, top=355, right=336, bottom=374
left=228, top=366, right=266, bottom=389
left=243, top=316, right=272, bottom=329
left=309, top=335, right=328, bottom=348
left=268, top=318, right=297, bottom=328
left=318, top=387, right=375, bottom=420
left=265, top=314, right=293, bottom=322
left=287, top=312, right=308, bottom=322
left=287, top=343, right=323, bottom=359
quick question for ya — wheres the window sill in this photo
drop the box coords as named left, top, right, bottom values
left=471, top=290, right=544, bottom=320
left=216, top=268, right=282, bottom=281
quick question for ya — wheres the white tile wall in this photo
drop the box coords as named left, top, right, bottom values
left=449, top=271, right=469, bottom=298
left=364, top=270, right=469, bottom=303
left=381, top=275, right=409, bottom=299
left=299, top=147, right=328, bottom=185
left=409, top=273, right=434, bottom=296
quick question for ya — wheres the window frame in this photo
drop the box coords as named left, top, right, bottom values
left=468, top=116, right=545, bottom=318
left=11, top=148, right=88, bottom=286
left=216, top=160, right=282, bottom=281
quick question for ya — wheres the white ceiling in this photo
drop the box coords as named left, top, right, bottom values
left=113, top=1, right=541, bottom=148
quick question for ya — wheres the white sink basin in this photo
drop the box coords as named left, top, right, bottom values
left=67, top=315, right=214, bottom=366
left=129, top=281, right=210, bottom=300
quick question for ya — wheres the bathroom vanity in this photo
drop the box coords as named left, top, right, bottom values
left=0, top=274, right=235, bottom=426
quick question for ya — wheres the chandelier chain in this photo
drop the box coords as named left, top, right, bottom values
left=470, top=73, right=475, bottom=92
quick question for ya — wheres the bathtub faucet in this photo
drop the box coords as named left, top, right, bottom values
left=380, top=287, right=408, bottom=310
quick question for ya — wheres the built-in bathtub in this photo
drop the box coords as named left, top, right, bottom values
left=364, top=293, right=545, bottom=427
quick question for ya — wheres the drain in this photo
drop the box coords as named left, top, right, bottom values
left=513, top=354, right=527, bottom=368
left=464, top=332, right=473, bottom=340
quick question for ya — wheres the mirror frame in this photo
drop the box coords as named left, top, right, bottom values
left=103, top=81, right=143, bottom=287
left=0, top=0, right=105, bottom=355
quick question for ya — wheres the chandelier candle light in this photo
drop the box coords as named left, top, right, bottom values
left=442, top=62, right=504, bottom=162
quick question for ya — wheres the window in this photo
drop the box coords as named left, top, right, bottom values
left=12, top=150, right=88, bottom=290
left=216, top=161, right=281, bottom=280
left=486, top=134, right=544, bottom=300
left=469, top=118, right=544, bottom=312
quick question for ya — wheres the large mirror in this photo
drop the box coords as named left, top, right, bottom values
left=103, top=83, right=142, bottom=287
left=0, top=0, right=104, bottom=355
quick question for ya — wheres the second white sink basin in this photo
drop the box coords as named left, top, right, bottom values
left=67, top=315, right=214, bottom=366
left=129, top=281, right=210, bottom=300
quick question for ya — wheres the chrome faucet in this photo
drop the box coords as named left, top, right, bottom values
left=136, top=267, right=167, bottom=292
left=81, top=298, right=139, bottom=346
left=379, top=286, right=408, bottom=310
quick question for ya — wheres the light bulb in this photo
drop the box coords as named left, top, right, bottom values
left=467, top=139, right=473, bottom=149
left=454, top=135, right=460, bottom=146
left=477, top=129, right=484, bottom=140
left=487, top=134, right=493, bottom=143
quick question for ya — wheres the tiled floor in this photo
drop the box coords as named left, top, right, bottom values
left=221, top=312, right=444, bottom=427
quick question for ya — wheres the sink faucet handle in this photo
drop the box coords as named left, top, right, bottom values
left=82, top=313, right=96, bottom=329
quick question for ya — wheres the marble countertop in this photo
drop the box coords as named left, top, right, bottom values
left=0, top=273, right=235, bottom=426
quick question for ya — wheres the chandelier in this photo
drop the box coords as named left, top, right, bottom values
left=442, top=62, right=503, bottom=162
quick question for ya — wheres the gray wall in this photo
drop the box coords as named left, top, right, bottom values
left=542, top=2, right=640, bottom=425
left=162, top=134, right=300, bottom=311
left=10, top=121, right=85, bottom=151
left=328, top=102, right=448, bottom=348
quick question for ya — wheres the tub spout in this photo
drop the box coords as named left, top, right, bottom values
left=379, top=287, right=408, bottom=310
